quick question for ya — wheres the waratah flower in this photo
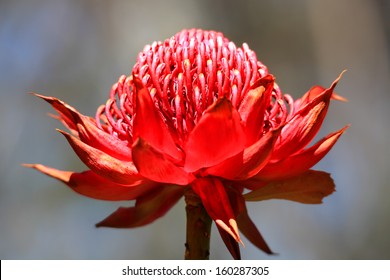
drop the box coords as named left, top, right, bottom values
left=26, top=29, right=348, bottom=259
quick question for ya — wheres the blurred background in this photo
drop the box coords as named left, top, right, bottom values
left=1, top=0, right=389, bottom=259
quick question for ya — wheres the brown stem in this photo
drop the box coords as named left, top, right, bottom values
left=184, top=188, right=212, bottom=260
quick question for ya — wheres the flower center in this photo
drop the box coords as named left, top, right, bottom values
left=96, top=29, right=291, bottom=144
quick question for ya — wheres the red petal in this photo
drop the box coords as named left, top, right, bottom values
left=191, top=177, right=242, bottom=243
left=216, top=226, right=241, bottom=260
left=184, top=98, right=246, bottom=172
left=59, top=130, right=142, bottom=185
left=256, top=126, right=349, bottom=180
left=132, top=76, right=182, bottom=161
left=132, top=138, right=194, bottom=185
left=23, top=164, right=157, bottom=201
left=237, top=210, right=273, bottom=255
left=96, top=185, right=185, bottom=228
left=224, top=187, right=273, bottom=255
left=76, top=116, right=133, bottom=160
left=272, top=72, right=343, bottom=160
left=213, top=186, right=272, bottom=257
left=298, top=85, right=326, bottom=104
left=244, top=170, right=335, bottom=204
left=34, top=93, right=133, bottom=161
left=33, top=93, right=79, bottom=133
left=238, top=75, right=274, bottom=146
left=295, top=71, right=347, bottom=107
left=204, top=128, right=281, bottom=180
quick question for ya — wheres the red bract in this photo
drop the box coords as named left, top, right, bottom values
left=26, top=29, right=348, bottom=259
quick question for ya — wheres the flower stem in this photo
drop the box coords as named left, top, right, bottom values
left=184, top=189, right=212, bottom=260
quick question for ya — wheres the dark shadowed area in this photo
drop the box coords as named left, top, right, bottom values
left=1, top=0, right=389, bottom=259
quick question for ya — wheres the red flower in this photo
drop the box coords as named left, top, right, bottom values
left=26, top=29, right=348, bottom=259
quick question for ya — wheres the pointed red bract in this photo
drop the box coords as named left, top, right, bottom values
left=35, top=93, right=134, bottom=160
left=271, top=73, right=343, bottom=160
left=238, top=75, right=274, bottom=146
left=132, top=76, right=183, bottom=161
left=24, top=164, right=157, bottom=201
left=206, top=183, right=273, bottom=258
left=255, top=126, right=349, bottom=180
left=76, top=116, right=133, bottom=161
left=216, top=226, right=241, bottom=260
left=132, top=138, right=194, bottom=185
left=237, top=210, right=273, bottom=254
left=59, top=130, right=142, bottom=185
left=295, top=71, right=347, bottom=108
left=224, top=186, right=274, bottom=255
left=33, top=93, right=79, bottom=133
left=96, top=185, right=185, bottom=228
left=191, top=177, right=242, bottom=243
left=204, top=128, right=281, bottom=180
left=184, top=98, right=246, bottom=172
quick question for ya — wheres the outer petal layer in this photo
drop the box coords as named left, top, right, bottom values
left=34, top=93, right=133, bottom=161
left=295, top=71, right=347, bottom=108
left=238, top=75, right=274, bottom=146
left=204, top=128, right=281, bottom=180
left=24, top=164, right=156, bottom=201
left=272, top=73, right=343, bottom=160
left=132, top=76, right=182, bottom=161
left=237, top=210, right=273, bottom=255
left=225, top=187, right=274, bottom=255
left=216, top=226, right=241, bottom=260
left=191, top=177, right=242, bottom=243
left=132, top=138, right=194, bottom=185
left=96, top=185, right=185, bottom=228
left=256, top=126, right=349, bottom=180
left=59, top=130, right=142, bottom=185
left=244, top=170, right=335, bottom=204
left=296, top=85, right=347, bottom=108
left=75, top=116, right=133, bottom=161
left=184, top=98, right=246, bottom=172
left=33, top=93, right=79, bottom=133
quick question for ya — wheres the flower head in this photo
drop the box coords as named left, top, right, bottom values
left=26, top=29, right=348, bottom=259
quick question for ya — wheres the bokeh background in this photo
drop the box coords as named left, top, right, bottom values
left=1, top=0, right=389, bottom=259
